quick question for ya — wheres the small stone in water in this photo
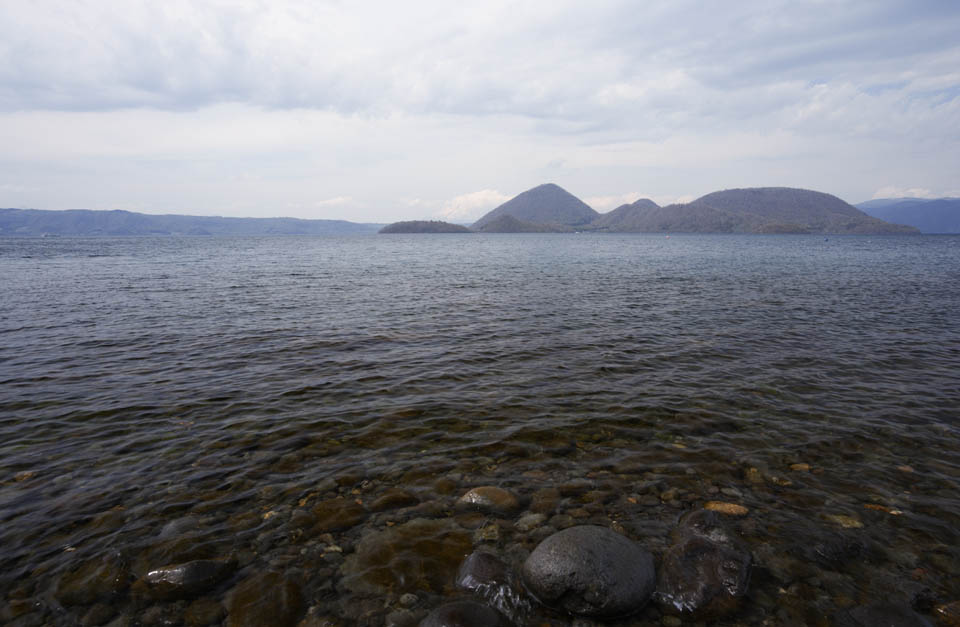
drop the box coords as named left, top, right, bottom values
left=370, top=488, right=419, bottom=512
left=398, top=593, right=418, bottom=608
left=745, top=467, right=764, bottom=484
left=823, top=514, right=864, bottom=529
left=897, top=465, right=915, bottom=473
left=515, top=512, right=547, bottom=531
left=142, top=558, right=236, bottom=600
left=476, top=524, right=500, bottom=543
left=14, top=470, right=36, bottom=482
left=457, top=486, right=520, bottom=514
left=703, top=501, right=749, bottom=516
left=790, top=463, right=811, bottom=472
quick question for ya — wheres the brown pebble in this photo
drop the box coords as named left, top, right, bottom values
left=703, top=501, right=749, bottom=516
left=789, top=463, right=810, bottom=472
left=14, top=471, right=36, bottom=482
left=897, top=465, right=915, bottom=473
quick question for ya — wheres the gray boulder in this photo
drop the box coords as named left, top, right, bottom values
left=521, top=525, right=655, bottom=618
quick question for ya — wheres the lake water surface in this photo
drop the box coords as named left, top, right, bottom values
left=1, top=234, right=958, bottom=626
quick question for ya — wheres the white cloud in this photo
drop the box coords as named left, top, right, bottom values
left=652, top=194, right=697, bottom=206
left=435, top=190, right=511, bottom=223
left=315, top=196, right=354, bottom=207
left=872, top=186, right=938, bottom=199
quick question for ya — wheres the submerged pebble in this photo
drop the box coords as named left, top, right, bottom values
left=457, top=487, right=520, bottom=514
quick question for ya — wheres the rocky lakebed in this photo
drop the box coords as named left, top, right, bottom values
left=11, top=457, right=959, bottom=627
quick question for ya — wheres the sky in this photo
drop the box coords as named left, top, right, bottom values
left=1, top=1, right=959, bottom=223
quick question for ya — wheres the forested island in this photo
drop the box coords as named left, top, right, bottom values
left=378, top=220, right=471, bottom=233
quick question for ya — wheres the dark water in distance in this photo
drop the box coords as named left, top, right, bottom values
left=1, top=234, right=959, bottom=625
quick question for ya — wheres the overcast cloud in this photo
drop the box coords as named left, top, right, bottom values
left=1, top=0, right=958, bottom=221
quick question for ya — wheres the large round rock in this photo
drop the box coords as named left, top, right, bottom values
left=521, top=525, right=655, bottom=618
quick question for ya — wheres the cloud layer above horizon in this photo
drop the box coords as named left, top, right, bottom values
left=2, top=0, right=959, bottom=221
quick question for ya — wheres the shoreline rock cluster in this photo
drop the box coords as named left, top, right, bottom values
left=420, top=502, right=752, bottom=625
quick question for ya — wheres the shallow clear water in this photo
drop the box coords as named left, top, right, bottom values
left=1, top=234, right=958, bottom=626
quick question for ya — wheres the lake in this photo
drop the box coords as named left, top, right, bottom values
left=1, top=233, right=958, bottom=625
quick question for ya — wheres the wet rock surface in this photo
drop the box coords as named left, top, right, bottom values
left=655, top=509, right=752, bottom=619
left=55, top=554, right=131, bottom=606
left=456, top=551, right=530, bottom=620
left=521, top=525, right=655, bottom=618
left=311, top=497, right=368, bottom=532
left=457, top=487, right=520, bottom=515
left=341, top=518, right=472, bottom=595
left=141, top=558, right=236, bottom=600
left=225, top=570, right=304, bottom=627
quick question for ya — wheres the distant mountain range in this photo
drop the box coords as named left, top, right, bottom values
left=449, top=185, right=917, bottom=235
left=5, top=185, right=936, bottom=237
left=0, top=208, right=383, bottom=237
left=856, top=198, right=960, bottom=233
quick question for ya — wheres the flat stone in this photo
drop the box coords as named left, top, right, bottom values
left=522, top=525, right=655, bottom=618
left=823, top=514, right=864, bottom=529
left=457, top=487, right=520, bottom=514
left=420, top=600, right=505, bottom=627
left=703, top=501, right=749, bottom=516
left=370, top=488, right=420, bottom=512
